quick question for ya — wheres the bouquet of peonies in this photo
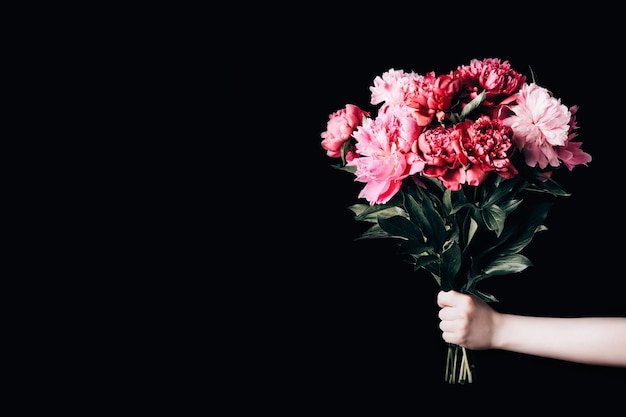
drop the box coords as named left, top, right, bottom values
left=320, top=58, right=592, bottom=384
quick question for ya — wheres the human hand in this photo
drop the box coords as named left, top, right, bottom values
left=437, top=290, right=498, bottom=350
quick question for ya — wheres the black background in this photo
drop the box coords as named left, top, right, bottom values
left=235, top=10, right=626, bottom=411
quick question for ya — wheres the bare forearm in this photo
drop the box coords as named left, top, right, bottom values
left=492, top=314, right=626, bottom=367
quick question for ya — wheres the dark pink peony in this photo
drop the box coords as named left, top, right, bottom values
left=453, top=116, right=518, bottom=185
left=415, top=125, right=465, bottom=191
left=321, top=104, right=370, bottom=158
left=455, top=58, right=526, bottom=110
left=406, top=72, right=461, bottom=127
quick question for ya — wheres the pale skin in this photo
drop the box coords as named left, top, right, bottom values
left=437, top=290, right=626, bottom=367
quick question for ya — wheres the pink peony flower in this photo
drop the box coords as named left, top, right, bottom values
left=406, top=72, right=461, bottom=127
left=455, top=115, right=518, bottom=182
left=556, top=105, right=592, bottom=170
left=503, top=83, right=572, bottom=169
left=455, top=58, right=526, bottom=109
left=349, top=107, right=425, bottom=204
left=321, top=104, right=370, bottom=158
left=416, top=125, right=466, bottom=191
left=556, top=141, right=592, bottom=170
left=370, top=68, right=423, bottom=111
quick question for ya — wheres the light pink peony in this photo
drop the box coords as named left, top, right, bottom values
left=556, top=141, right=592, bottom=170
left=321, top=104, right=370, bottom=158
left=556, top=105, right=592, bottom=170
left=349, top=108, right=425, bottom=204
left=503, top=83, right=572, bottom=169
left=370, top=69, right=423, bottom=111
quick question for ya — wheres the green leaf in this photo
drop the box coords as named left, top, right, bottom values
left=429, top=272, right=442, bottom=287
left=400, top=239, right=433, bottom=257
left=483, top=254, right=533, bottom=275
left=378, top=215, right=423, bottom=241
left=439, top=242, right=462, bottom=291
left=479, top=202, right=552, bottom=258
left=482, top=204, right=506, bottom=237
left=334, top=164, right=357, bottom=174
left=406, top=193, right=448, bottom=249
left=528, top=175, right=571, bottom=196
left=466, top=217, right=478, bottom=247
left=483, top=176, right=525, bottom=206
left=450, top=201, right=474, bottom=215
left=416, top=175, right=446, bottom=194
left=500, top=203, right=551, bottom=255
left=499, top=198, right=523, bottom=215
left=442, top=188, right=453, bottom=214
left=464, top=288, right=498, bottom=303
left=350, top=204, right=408, bottom=223
left=354, top=224, right=394, bottom=240
left=459, top=90, right=486, bottom=120
left=340, top=138, right=356, bottom=165
left=412, top=253, right=438, bottom=269
left=466, top=254, right=533, bottom=288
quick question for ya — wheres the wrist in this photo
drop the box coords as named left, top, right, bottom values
left=490, top=311, right=509, bottom=350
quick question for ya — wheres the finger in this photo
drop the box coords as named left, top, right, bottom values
left=437, top=290, right=452, bottom=307
left=438, top=306, right=458, bottom=321
left=439, top=319, right=457, bottom=332
left=437, top=289, right=462, bottom=308
left=441, top=330, right=462, bottom=345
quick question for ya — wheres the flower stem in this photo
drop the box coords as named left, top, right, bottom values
left=445, top=343, right=474, bottom=384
